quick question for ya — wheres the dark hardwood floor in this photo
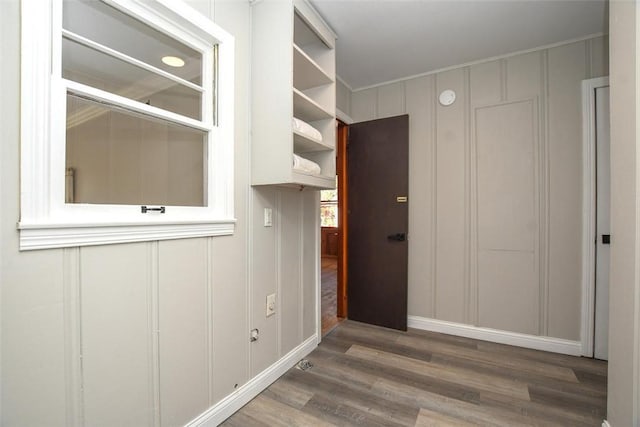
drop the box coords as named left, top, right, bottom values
left=222, top=320, right=607, bottom=426
left=321, top=257, right=341, bottom=336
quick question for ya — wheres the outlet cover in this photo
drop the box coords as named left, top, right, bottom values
left=264, top=208, right=273, bottom=227
left=266, top=293, right=276, bottom=317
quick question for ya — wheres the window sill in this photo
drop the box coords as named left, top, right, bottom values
left=18, top=219, right=236, bottom=250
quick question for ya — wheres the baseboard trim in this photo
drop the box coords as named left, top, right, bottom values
left=408, top=316, right=582, bottom=356
left=185, top=334, right=318, bottom=426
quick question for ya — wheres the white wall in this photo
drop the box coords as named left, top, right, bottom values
left=350, top=36, right=608, bottom=342
left=0, top=1, right=319, bottom=426
left=607, top=1, right=640, bottom=424
left=336, top=78, right=351, bottom=116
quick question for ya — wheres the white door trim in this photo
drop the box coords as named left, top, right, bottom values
left=580, top=76, right=609, bottom=357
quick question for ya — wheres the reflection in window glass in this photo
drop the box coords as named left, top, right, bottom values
left=65, top=94, right=207, bottom=207
left=62, top=38, right=202, bottom=120
left=62, top=0, right=203, bottom=85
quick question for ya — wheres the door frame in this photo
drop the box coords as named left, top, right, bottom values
left=580, top=76, right=609, bottom=357
left=318, top=116, right=351, bottom=340
left=336, top=120, right=349, bottom=318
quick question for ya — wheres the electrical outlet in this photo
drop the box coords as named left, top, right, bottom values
left=266, top=293, right=276, bottom=317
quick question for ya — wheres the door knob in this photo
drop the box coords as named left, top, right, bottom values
left=387, top=233, right=406, bottom=242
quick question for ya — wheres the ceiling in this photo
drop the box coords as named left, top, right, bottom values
left=310, top=0, right=608, bottom=90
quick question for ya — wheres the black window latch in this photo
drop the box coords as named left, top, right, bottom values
left=141, top=206, right=166, bottom=214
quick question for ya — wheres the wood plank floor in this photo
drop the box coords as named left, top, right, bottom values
left=222, top=320, right=607, bottom=426
left=321, top=257, right=342, bottom=336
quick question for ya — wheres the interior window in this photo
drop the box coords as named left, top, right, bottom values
left=61, top=0, right=209, bottom=207
left=19, top=0, right=235, bottom=250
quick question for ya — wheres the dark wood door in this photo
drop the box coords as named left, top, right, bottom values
left=347, top=115, right=409, bottom=331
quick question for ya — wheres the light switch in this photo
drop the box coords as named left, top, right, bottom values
left=264, top=208, right=273, bottom=227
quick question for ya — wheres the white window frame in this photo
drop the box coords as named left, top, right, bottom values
left=19, top=0, right=235, bottom=250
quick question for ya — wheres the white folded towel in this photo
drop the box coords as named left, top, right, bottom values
left=292, top=117, right=322, bottom=142
left=293, top=153, right=321, bottom=175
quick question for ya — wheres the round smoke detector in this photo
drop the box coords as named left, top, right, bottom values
left=439, top=89, right=456, bottom=106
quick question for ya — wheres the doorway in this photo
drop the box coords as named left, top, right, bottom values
left=346, top=115, right=409, bottom=331
left=320, top=115, right=410, bottom=333
left=320, top=120, right=348, bottom=336
left=581, top=77, right=610, bottom=360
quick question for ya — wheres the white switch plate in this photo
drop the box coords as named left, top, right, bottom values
left=266, top=293, right=276, bottom=317
left=264, top=208, right=273, bottom=227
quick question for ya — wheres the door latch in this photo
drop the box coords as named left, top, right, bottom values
left=387, top=233, right=406, bottom=242
left=602, top=234, right=610, bottom=244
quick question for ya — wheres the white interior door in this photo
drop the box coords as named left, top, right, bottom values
left=594, top=85, right=610, bottom=361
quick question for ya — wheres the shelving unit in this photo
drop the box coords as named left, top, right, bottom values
left=293, top=88, right=333, bottom=122
left=293, top=44, right=332, bottom=90
left=293, top=129, right=333, bottom=153
left=251, top=0, right=337, bottom=189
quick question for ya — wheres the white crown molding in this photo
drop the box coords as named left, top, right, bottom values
left=185, top=334, right=318, bottom=426
left=351, top=32, right=607, bottom=92
left=408, top=316, right=582, bottom=356
left=336, top=75, right=354, bottom=92
left=336, top=108, right=353, bottom=124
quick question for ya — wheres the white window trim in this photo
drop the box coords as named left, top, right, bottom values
left=19, top=0, right=235, bottom=250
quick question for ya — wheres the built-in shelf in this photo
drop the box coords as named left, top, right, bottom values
left=292, top=170, right=335, bottom=188
left=251, top=0, right=336, bottom=189
left=293, top=129, right=333, bottom=153
left=293, top=44, right=333, bottom=90
left=293, top=88, right=333, bottom=122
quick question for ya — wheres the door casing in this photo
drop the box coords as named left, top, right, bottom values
left=580, top=76, right=610, bottom=357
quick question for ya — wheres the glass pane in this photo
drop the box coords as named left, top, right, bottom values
left=65, top=94, right=207, bottom=207
left=320, top=203, right=338, bottom=227
left=63, top=0, right=202, bottom=85
left=321, top=189, right=337, bottom=202
left=62, top=38, right=202, bottom=120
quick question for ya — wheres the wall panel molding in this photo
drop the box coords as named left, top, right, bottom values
left=533, top=94, right=543, bottom=338
left=206, top=237, right=215, bottom=404
left=430, top=75, right=438, bottom=317
left=585, top=39, right=593, bottom=79
left=298, top=195, right=304, bottom=344
left=473, top=98, right=539, bottom=334
left=148, top=242, right=161, bottom=427
left=63, top=247, right=84, bottom=427
left=500, top=59, right=508, bottom=101
left=463, top=66, right=472, bottom=325
left=540, top=50, right=551, bottom=336
left=275, top=191, right=282, bottom=357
